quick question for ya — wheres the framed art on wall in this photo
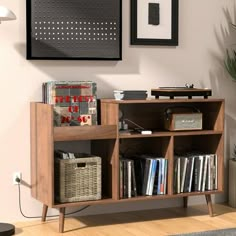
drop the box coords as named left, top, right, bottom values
left=26, top=0, right=122, bottom=60
left=131, top=0, right=178, bottom=46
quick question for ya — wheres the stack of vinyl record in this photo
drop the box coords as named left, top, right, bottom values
left=114, top=90, right=147, bottom=100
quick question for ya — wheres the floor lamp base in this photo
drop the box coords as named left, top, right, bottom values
left=0, top=223, right=15, bottom=235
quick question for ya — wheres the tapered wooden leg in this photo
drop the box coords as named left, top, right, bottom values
left=59, top=207, right=66, bottom=233
left=42, top=204, right=48, bottom=222
left=183, top=196, right=188, bottom=208
left=205, top=194, right=213, bottom=216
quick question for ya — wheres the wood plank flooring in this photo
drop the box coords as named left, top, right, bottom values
left=14, top=204, right=236, bottom=235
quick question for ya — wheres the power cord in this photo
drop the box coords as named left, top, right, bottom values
left=17, top=182, right=90, bottom=219
left=123, top=118, right=145, bottom=130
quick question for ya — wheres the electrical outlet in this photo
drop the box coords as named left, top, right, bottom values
left=13, top=172, right=21, bottom=185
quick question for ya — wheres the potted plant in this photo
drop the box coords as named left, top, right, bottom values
left=225, top=24, right=236, bottom=81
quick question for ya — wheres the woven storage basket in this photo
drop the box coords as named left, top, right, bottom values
left=55, top=154, right=101, bottom=203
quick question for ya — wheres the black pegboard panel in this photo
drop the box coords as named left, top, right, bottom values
left=26, top=0, right=122, bottom=60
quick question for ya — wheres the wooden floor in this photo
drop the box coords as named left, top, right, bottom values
left=14, top=204, right=236, bottom=235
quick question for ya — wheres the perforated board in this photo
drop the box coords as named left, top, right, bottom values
left=26, top=0, right=122, bottom=60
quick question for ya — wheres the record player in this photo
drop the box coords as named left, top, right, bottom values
left=151, top=84, right=212, bottom=99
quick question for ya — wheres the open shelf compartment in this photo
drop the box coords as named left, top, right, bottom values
left=172, top=134, right=224, bottom=195
left=119, top=136, right=173, bottom=199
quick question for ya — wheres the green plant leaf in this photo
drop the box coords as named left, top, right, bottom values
left=231, top=23, right=236, bottom=29
left=225, top=49, right=236, bottom=80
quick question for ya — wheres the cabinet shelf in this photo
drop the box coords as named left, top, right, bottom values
left=101, top=98, right=224, bottom=208
left=172, top=190, right=223, bottom=197
left=53, top=198, right=115, bottom=208
left=101, top=98, right=224, bottom=104
left=116, top=190, right=223, bottom=203
left=31, top=98, right=225, bottom=233
left=30, top=102, right=117, bottom=209
left=53, top=190, right=223, bottom=208
left=54, top=125, right=117, bottom=141
left=119, top=130, right=223, bottom=139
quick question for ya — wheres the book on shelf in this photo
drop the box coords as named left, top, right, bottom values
left=173, top=153, right=218, bottom=194
left=206, top=155, right=212, bottom=191
left=156, top=158, right=162, bottom=195
left=131, top=160, right=137, bottom=197
left=193, top=155, right=202, bottom=192
left=119, top=160, right=123, bottom=199
left=174, top=157, right=181, bottom=194
left=42, top=81, right=97, bottom=127
left=123, top=159, right=128, bottom=198
left=153, top=160, right=160, bottom=194
left=149, top=159, right=157, bottom=195
left=206, top=154, right=218, bottom=191
left=159, top=158, right=168, bottom=195
left=173, top=157, right=179, bottom=194
left=128, top=160, right=132, bottom=198
left=197, top=155, right=204, bottom=192
left=180, top=157, right=188, bottom=193
left=134, top=155, right=167, bottom=196
left=201, top=155, right=208, bottom=192
left=183, top=157, right=191, bottom=193
left=132, top=157, right=145, bottom=196
left=120, top=158, right=137, bottom=199
left=146, top=159, right=157, bottom=196
left=188, top=156, right=195, bottom=192
left=173, top=155, right=188, bottom=193
left=183, top=156, right=195, bottom=193
left=214, top=154, right=218, bottom=190
left=142, top=157, right=152, bottom=195
left=120, top=155, right=168, bottom=198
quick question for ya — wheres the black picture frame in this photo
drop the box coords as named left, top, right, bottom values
left=26, top=0, right=122, bottom=60
left=131, top=0, right=178, bottom=46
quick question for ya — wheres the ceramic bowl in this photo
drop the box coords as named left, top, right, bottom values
left=113, top=90, right=124, bottom=100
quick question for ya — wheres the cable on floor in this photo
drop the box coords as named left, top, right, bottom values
left=17, top=184, right=90, bottom=219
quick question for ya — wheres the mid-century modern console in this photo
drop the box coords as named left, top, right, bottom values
left=30, top=98, right=224, bottom=233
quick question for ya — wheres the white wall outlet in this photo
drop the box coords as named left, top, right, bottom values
left=13, top=172, right=21, bottom=185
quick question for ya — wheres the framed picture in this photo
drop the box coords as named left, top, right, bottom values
left=131, top=0, right=178, bottom=46
left=26, top=0, right=122, bottom=60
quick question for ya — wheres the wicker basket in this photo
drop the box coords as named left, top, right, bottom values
left=55, top=154, right=101, bottom=203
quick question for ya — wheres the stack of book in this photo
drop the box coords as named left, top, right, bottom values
left=173, top=153, right=218, bottom=194
left=114, top=90, right=148, bottom=100
left=120, top=155, right=168, bottom=198
left=43, top=81, right=97, bottom=126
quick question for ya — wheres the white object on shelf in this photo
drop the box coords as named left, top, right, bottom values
left=141, top=130, right=152, bottom=135
left=114, top=90, right=124, bottom=100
